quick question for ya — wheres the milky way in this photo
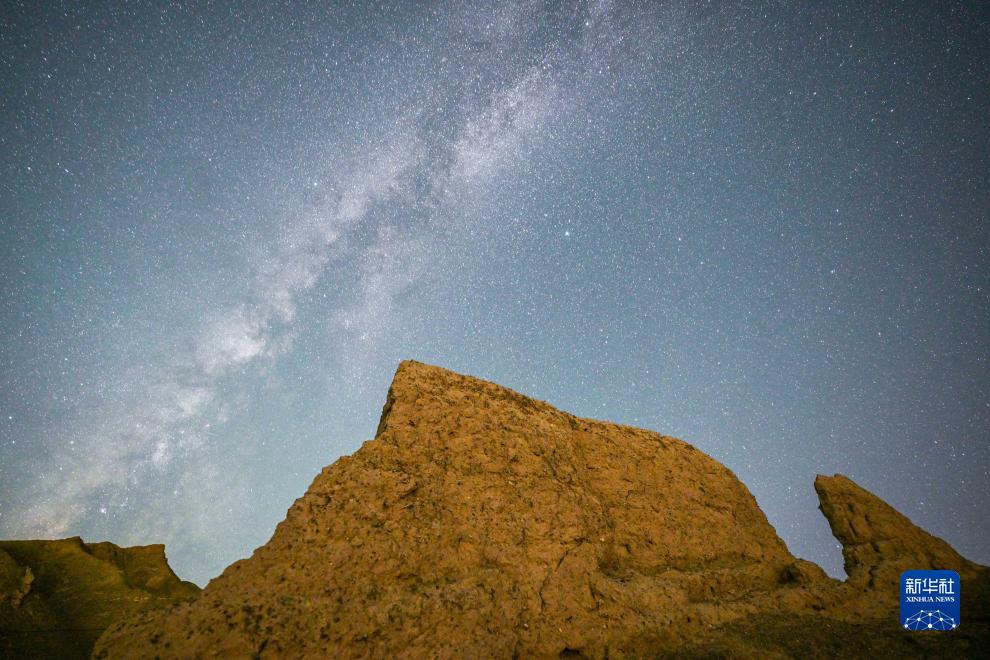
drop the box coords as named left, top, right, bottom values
left=1, top=2, right=987, bottom=585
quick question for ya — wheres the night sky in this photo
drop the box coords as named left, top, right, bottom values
left=1, top=2, right=987, bottom=586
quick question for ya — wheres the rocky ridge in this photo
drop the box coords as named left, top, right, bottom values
left=91, top=361, right=987, bottom=658
left=0, top=537, right=199, bottom=659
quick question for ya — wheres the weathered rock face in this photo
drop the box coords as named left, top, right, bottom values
left=0, top=537, right=198, bottom=659
left=93, top=361, right=988, bottom=658
left=815, top=473, right=981, bottom=589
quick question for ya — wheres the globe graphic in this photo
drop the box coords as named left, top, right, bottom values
left=903, top=609, right=957, bottom=631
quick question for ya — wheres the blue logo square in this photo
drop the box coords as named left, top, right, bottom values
left=900, top=570, right=960, bottom=631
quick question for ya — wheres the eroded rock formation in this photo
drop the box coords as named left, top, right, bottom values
left=815, top=473, right=982, bottom=588
left=91, top=361, right=987, bottom=658
left=0, top=537, right=198, bottom=659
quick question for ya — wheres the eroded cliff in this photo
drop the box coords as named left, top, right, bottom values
left=92, top=361, right=988, bottom=658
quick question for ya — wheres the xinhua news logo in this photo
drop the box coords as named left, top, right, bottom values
left=900, top=569, right=960, bottom=631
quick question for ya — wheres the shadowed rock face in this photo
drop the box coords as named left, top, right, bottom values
left=92, top=361, right=987, bottom=658
left=0, top=537, right=199, bottom=659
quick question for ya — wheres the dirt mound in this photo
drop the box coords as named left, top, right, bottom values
left=93, top=361, right=987, bottom=658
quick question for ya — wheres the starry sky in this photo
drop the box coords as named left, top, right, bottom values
left=1, top=2, right=987, bottom=586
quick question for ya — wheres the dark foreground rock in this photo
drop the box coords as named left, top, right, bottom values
left=0, top=537, right=199, bottom=659
left=83, top=361, right=988, bottom=657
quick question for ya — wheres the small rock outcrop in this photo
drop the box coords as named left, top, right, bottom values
left=815, top=473, right=981, bottom=588
left=90, top=361, right=987, bottom=658
left=0, top=537, right=198, bottom=659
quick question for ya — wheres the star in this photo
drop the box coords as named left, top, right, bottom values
left=0, top=0, right=985, bottom=589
